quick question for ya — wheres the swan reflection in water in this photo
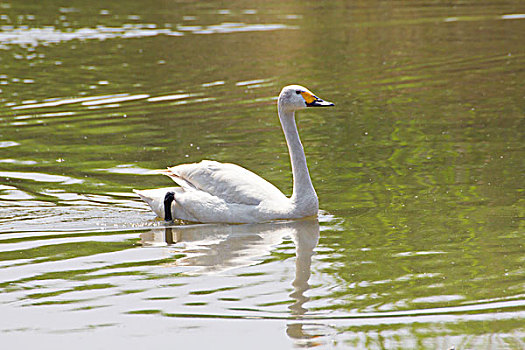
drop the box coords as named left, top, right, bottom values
left=140, top=218, right=319, bottom=276
left=140, top=218, right=324, bottom=345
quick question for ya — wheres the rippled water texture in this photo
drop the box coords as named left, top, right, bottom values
left=0, top=1, right=524, bottom=349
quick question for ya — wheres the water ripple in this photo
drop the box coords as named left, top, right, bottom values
left=0, top=25, right=182, bottom=46
left=81, top=94, right=150, bottom=106
left=0, top=22, right=295, bottom=47
left=11, top=94, right=129, bottom=110
left=0, top=171, right=83, bottom=184
left=0, top=141, right=20, bottom=148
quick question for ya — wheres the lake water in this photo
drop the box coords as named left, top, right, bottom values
left=1, top=1, right=524, bottom=348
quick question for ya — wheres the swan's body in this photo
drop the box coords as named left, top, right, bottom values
left=134, top=85, right=334, bottom=223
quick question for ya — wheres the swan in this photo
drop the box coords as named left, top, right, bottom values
left=134, top=85, right=334, bottom=223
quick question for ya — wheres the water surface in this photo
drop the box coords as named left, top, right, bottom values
left=1, top=1, right=524, bottom=349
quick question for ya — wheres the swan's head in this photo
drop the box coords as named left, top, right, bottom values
left=278, top=85, right=334, bottom=111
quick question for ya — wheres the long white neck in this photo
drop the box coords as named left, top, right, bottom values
left=278, top=105, right=318, bottom=210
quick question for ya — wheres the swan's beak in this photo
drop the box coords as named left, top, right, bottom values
left=301, top=91, right=335, bottom=107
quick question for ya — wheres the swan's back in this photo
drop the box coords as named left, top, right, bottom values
left=165, top=160, right=288, bottom=206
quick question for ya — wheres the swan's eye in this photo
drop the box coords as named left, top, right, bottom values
left=295, top=90, right=301, bottom=95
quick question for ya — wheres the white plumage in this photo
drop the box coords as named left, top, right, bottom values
left=134, top=85, right=334, bottom=223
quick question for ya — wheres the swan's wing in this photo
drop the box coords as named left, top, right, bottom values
left=160, top=160, right=287, bottom=206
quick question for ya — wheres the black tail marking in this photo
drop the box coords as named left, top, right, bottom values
left=163, top=191, right=175, bottom=221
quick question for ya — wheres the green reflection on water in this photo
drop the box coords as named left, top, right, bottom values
left=0, top=0, right=523, bottom=347
left=0, top=239, right=137, bottom=264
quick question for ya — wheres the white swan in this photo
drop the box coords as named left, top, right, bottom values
left=134, top=85, right=334, bottom=223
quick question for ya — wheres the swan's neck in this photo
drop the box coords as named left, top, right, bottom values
left=278, top=106, right=318, bottom=211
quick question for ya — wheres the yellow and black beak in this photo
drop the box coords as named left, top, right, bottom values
left=301, top=91, right=335, bottom=107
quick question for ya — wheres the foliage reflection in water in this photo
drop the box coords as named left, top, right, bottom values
left=0, top=0, right=524, bottom=348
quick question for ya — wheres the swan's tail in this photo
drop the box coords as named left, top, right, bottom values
left=133, top=187, right=179, bottom=220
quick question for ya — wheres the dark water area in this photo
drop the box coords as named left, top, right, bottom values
left=0, top=1, right=524, bottom=348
